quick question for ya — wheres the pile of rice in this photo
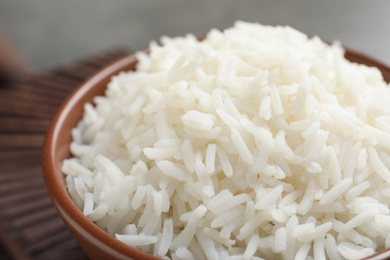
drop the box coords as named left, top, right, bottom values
left=62, top=21, right=390, bottom=260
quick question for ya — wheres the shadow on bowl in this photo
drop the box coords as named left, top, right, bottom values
left=43, top=47, right=390, bottom=260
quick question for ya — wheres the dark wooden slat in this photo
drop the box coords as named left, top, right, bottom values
left=0, top=87, right=66, bottom=107
left=3, top=80, right=73, bottom=96
left=26, top=228, right=74, bottom=255
left=1, top=196, right=52, bottom=219
left=33, top=76, right=81, bottom=93
left=0, top=187, right=47, bottom=205
left=0, top=168, right=42, bottom=181
left=0, top=101, right=58, bottom=119
left=0, top=223, right=29, bottom=260
left=0, top=160, right=42, bottom=174
left=34, top=239, right=89, bottom=260
left=0, top=116, right=50, bottom=133
left=0, top=178, right=43, bottom=196
left=0, top=93, right=63, bottom=109
left=70, top=48, right=129, bottom=69
left=20, top=216, right=68, bottom=243
left=57, top=65, right=102, bottom=81
left=0, top=134, right=45, bottom=148
left=0, top=48, right=130, bottom=260
left=0, top=148, right=41, bottom=161
left=10, top=206, right=58, bottom=230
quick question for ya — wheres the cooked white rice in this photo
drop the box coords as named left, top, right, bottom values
left=62, top=21, right=390, bottom=260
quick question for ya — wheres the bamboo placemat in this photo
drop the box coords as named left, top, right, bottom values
left=0, top=48, right=131, bottom=259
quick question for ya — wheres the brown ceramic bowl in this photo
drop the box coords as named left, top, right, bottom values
left=43, top=47, right=390, bottom=260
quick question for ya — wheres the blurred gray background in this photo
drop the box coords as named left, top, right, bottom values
left=0, top=0, right=390, bottom=71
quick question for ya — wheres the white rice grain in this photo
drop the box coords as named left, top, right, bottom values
left=294, top=243, right=311, bottom=260
left=231, top=128, right=253, bottom=164
left=255, top=184, right=283, bottom=210
left=319, top=178, right=352, bottom=205
left=116, top=234, right=158, bottom=246
left=181, top=110, right=215, bottom=131
left=173, top=246, right=195, bottom=260
left=63, top=21, right=390, bottom=260
left=344, top=210, right=378, bottom=230
left=368, top=147, right=390, bottom=184
left=274, top=227, right=287, bottom=253
left=83, top=192, right=94, bottom=216
left=158, top=219, right=174, bottom=256
left=157, top=160, right=192, bottom=182
left=87, top=203, right=108, bottom=221
left=244, top=234, right=260, bottom=260
left=205, top=143, right=217, bottom=174
left=337, top=242, right=375, bottom=260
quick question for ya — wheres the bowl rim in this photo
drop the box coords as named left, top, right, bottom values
left=42, top=46, right=390, bottom=259
left=42, top=53, right=159, bottom=259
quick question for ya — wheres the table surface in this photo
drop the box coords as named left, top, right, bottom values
left=0, top=48, right=130, bottom=259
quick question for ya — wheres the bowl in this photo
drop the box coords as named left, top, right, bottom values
left=43, top=48, right=390, bottom=260
left=43, top=54, right=158, bottom=260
